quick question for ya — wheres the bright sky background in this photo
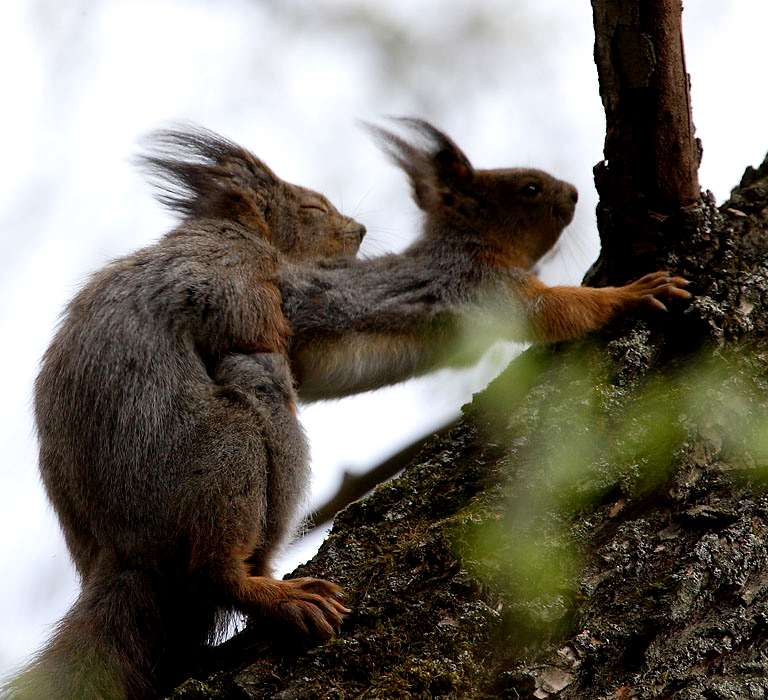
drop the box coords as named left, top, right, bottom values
left=1, top=0, right=766, bottom=678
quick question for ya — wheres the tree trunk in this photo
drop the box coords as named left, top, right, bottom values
left=171, top=2, right=768, bottom=697
left=589, top=0, right=701, bottom=286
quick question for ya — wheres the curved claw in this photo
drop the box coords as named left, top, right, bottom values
left=277, top=577, right=351, bottom=639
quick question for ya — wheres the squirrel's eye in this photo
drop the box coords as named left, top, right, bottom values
left=520, top=183, right=542, bottom=198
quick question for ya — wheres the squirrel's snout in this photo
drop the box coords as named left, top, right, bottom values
left=344, top=218, right=366, bottom=243
left=352, top=224, right=366, bottom=242
left=568, top=185, right=579, bottom=205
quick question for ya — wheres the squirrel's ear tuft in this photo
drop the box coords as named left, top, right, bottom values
left=363, top=117, right=474, bottom=212
left=395, top=118, right=474, bottom=185
left=135, top=124, right=278, bottom=227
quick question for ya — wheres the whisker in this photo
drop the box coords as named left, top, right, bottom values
left=365, top=229, right=402, bottom=246
left=352, top=187, right=375, bottom=218
left=365, top=225, right=400, bottom=235
left=360, top=241, right=391, bottom=256
left=353, top=207, right=391, bottom=218
left=562, top=240, right=579, bottom=283
left=358, top=232, right=390, bottom=254
left=565, top=231, right=591, bottom=271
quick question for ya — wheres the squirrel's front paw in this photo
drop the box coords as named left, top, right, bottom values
left=276, top=577, right=351, bottom=640
left=620, top=271, right=692, bottom=312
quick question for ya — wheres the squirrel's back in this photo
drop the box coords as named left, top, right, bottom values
left=36, top=223, right=287, bottom=562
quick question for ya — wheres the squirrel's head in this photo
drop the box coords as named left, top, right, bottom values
left=138, top=127, right=366, bottom=262
left=268, top=181, right=367, bottom=262
left=368, top=118, right=578, bottom=270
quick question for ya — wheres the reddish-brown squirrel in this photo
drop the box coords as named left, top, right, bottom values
left=281, top=119, right=691, bottom=400
left=5, top=121, right=689, bottom=700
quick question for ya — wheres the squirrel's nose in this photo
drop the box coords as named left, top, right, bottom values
left=569, top=186, right=579, bottom=204
left=355, top=224, right=366, bottom=242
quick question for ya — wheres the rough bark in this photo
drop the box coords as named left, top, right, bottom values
left=589, top=0, right=701, bottom=284
left=309, top=420, right=459, bottom=530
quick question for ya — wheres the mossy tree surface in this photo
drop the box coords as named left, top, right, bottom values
left=172, top=2, right=768, bottom=697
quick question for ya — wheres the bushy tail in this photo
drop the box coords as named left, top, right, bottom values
left=2, top=569, right=163, bottom=700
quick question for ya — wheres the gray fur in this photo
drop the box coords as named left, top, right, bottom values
left=25, top=223, right=296, bottom=699
left=10, top=128, right=365, bottom=699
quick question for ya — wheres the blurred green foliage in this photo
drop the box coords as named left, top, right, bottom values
left=456, top=343, right=768, bottom=645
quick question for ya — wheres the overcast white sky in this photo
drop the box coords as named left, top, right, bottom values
left=1, top=0, right=766, bottom=678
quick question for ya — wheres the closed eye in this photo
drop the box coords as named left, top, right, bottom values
left=301, top=204, right=329, bottom=213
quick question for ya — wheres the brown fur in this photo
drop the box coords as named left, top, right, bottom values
left=516, top=272, right=693, bottom=343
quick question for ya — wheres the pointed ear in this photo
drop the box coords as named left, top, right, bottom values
left=396, top=118, right=474, bottom=185
left=363, top=118, right=474, bottom=211
left=136, top=124, right=278, bottom=229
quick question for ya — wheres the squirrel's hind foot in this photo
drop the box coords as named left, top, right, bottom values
left=235, top=575, right=350, bottom=640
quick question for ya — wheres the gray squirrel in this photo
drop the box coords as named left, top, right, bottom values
left=6, top=121, right=690, bottom=700
left=14, top=129, right=361, bottom=700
